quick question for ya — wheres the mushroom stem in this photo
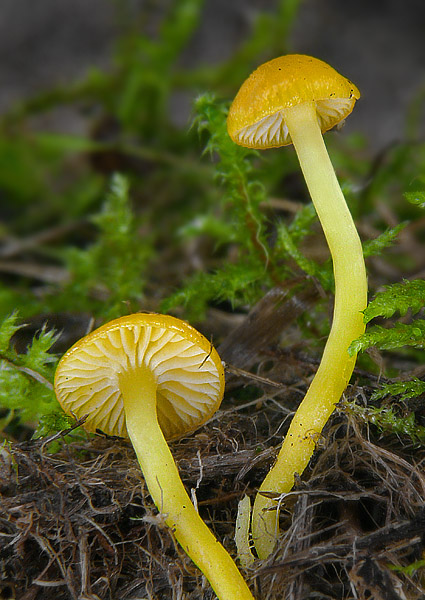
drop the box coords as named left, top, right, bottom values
left=120, top=367, right=255, bottom=600
left=252, top=101, right=367, bottom=559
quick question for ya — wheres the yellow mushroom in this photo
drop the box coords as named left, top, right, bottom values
left=54, top=313, right=255, bottom=600
left=227, top=55, right=367, bottom=559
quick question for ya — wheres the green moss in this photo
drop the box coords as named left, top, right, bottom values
left=0, top=0, right=424, bottom=441
left=58, top=173, right=153, bottom=319
left=0, top=314, right=60, bottom=430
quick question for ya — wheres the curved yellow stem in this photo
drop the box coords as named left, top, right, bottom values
left=252, top=101, right=368, bottom=559
left=120, top=367, right=255, bottom=600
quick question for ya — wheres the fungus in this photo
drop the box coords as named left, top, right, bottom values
left=227, top=55, right=367, bottom=559
left=54, top=313, right=255, bottom=600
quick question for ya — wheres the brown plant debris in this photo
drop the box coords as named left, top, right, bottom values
left=1, top=360, right=425, bottom=599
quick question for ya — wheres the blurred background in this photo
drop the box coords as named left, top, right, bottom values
left=0, top=0, right=424, bottom=330
left=1, top=0, right=425, bottom=150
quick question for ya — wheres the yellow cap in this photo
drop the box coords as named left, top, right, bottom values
left=54, top=313, right=225, bottom=441
left=227, top=54, right=360, bottom=148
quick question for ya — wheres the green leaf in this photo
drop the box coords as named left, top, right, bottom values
left=0, top=313, right=21, bottom=353
left=363, top=280, right=425, bottom=323
left=20, top=327, right=58, bottom=380
left=349, top=320, right=425, bottom=354
left=276, top=223, right=321, bottom=278
left=288, top=203, right=316, bottom=243
left=62, top=173, right=153, bottom=318
left=161, top=259, right=268, bottom=321
left=178, top=214, right=237, bottom=244
left=389, top=559, right=425, bottom=577
left=404, top=190, right=425, bottom=209
left=370, top=378, right=425, bottom=402
left=275, top=220, right=334, bottom=291
left=355, top=403, right=425, bottom=444
left=362, top=223, right=407, bottom=258
left=0, top=314, right=61, bottom=426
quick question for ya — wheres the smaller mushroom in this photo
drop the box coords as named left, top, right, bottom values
left=54, top=313, right=255, bottom=600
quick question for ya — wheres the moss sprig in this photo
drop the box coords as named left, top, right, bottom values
left=353, top=402, right=425, bottom=445
left=0, top=314, right=61, bottom=428
left=363, top=279, right=425, bottom=322
left=349, top=279, right=425, bottom=424
left=61, top=173, right=153, bottom=319
left=362, top=223, right=408, bottom=258
left=194, top=93, right=270, bottom=262
left=350, top=320, right=425, bottom=353
left=370, top=378, right=425, bottom=403
left=349, top=279, right=425, bottom=355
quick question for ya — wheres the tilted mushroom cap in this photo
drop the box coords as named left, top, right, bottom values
left=227, top=54, right=360, bottom=149
left=54, top=313, right=225, bottom=441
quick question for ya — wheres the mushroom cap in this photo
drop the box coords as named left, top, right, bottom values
left=54, top=313, right=225, bottom=441
left=227, top=54, right=360, bottom=149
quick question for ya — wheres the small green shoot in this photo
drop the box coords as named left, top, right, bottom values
left=370, top=378, right=425, bottom=403
left=349, top=280, right=425, bottom=354
left=0, top=314, right=61, bottom=429
left=349, top=279, right=425, bottom=443
left=61, top=173, right=153, bottom=319
left=389, top=559, right=425, bottom=577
